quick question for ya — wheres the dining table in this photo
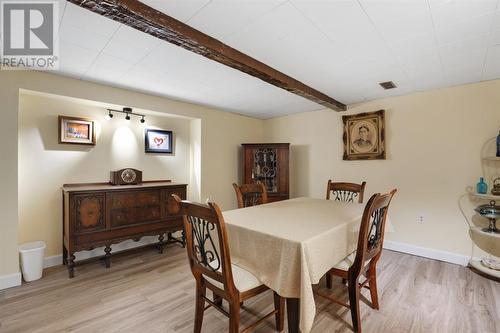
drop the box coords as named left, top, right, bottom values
left=222, top=197, right=369, bottom=333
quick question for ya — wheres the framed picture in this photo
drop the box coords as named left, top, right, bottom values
left=58, top=116, right=95, bottom=145
left=145, top=129, right=173, bottom=153
left=342, top=110, right=385, bottom=160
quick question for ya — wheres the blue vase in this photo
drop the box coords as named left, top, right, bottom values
left=497, top=130, right=500, bottom=157
left=477, top=177, right=488, bottom=194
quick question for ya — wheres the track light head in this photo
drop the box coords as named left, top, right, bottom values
left=140, top=116, right=145, bottom=124
left=125, top=114, right=131, bottom=120
left=107, top=111, right=113, bottom=119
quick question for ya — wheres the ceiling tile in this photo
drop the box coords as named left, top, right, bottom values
left=360, top=0, right=433, bottom=41
left=434, top=12, right=495, bottom=45
left=60, top=24, right=110, bottom=52
left=430, top=0, right=498, bottom=29
left=445, top=66, right=483, bottom=86
left=102, top=25, right=160, bottom=63
left=61, top=3, right=120, bottom=37
left=83, top=53, right=132, bottom=83
left=139, top=0, right=210, bottom=22
left=491, top=29, right=500, bottom=45
left=187, top=0, right=285, bottom=41
left=441, top=48, right=487, bottom=73
left=390, top=32, right=437, bottom=59
left=483, top=45, right=500, bottom=80
left=292, top=0, right=380, bottom=48
left=398, top=51, right=443, bottom=78
left=56, top=42, right=99, bottom=78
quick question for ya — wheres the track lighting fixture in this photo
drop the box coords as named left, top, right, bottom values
left=106, top=107, right=145, bottom=123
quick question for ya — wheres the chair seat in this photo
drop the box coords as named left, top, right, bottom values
left=205, top=264, right=262, bottom=292
left=333, top=251, right=356, bottom=271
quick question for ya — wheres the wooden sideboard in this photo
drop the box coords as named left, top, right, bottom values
left=62, top=181, right=187, bottom=278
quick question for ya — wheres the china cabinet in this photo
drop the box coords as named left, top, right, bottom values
left=241, top=143, right=289, bottom=203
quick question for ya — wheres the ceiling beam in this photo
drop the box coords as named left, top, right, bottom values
left=67, top=0, right=347, bottom=111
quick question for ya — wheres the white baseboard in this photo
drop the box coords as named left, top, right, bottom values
left=384, top=240, right=469, bottom=266
left=0, top=272, right=22, bottom=290
left=43, top=235, right=178, bottom=268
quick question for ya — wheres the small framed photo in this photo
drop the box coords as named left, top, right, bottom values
left=342, top=110, right=385, bottom=160
left=145, top=129, right=173, bottom=154
left=58, top=116, right=96, bottom=145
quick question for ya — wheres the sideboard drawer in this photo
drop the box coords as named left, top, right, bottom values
left=108, top=190, right=160, bottom=209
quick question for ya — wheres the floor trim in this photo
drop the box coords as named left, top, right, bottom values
left=384, top=240, right=469, bottom=266
left=0, top=272, right=22, bottom=290
left=43, top=239, right=470, bottom=269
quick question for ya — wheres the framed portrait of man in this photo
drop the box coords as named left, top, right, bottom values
left=342, top=110, right=385, bottom=160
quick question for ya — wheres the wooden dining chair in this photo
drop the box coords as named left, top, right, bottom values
left=172, top=194, right=284, bottom=333
left=317, top=189, right=397, bottom=333
left=232, top=182, right=268, bottom=208
left=326, top=180, right=367, bottom=204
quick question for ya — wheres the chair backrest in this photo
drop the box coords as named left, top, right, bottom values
left=351, top=189, right=397, bottom=277
left=232, top=182, right=268, bottom=208
left=172, top=195, right=237, bottom=294
left=326, top=180, right=367, bottom=203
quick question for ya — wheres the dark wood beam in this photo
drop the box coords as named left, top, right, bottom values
left=67, top=0, right=347, bottom=111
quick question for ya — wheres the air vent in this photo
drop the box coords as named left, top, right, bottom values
left=379, top=81, right=397, bottom=90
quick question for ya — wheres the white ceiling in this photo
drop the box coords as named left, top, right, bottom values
left=54, top=0, right=500, bottom=118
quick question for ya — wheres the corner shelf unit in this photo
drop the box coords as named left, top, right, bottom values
left=460, top=137, right=500, bottom=282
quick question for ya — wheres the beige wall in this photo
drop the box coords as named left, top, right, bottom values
left=0, top=70, right=263, bottom=280
left=2, top=69, right=499, bottom=284
left=18, top=92, right=194, bottom=256
left=264, top=79, right=500, bottom=256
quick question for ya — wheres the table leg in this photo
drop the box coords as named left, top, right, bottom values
left=286, top=298, right=300, bottom=333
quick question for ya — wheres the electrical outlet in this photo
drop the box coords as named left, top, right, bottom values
left=418, top=215, right=425, bottom=223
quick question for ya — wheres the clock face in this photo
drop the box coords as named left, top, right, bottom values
left=120, top=169, right=137, bottom=184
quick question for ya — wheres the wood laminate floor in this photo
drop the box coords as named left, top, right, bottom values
left=0, top=245, right=498, bottom=333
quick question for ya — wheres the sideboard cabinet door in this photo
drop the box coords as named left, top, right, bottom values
left=74, top=194, right=106, bottom=233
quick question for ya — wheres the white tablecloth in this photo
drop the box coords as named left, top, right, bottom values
left=223, top=197, right=366, bottom=333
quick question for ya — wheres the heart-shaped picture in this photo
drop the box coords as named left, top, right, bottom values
left=153, top=137, right=164, bottom=147
left=146, top=129, right=172, bottom=153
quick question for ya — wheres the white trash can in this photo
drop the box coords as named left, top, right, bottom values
left=19, top=241, right=46, bottom=282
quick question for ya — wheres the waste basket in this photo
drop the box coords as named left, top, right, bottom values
left=19, top=241, right=46, bottom=282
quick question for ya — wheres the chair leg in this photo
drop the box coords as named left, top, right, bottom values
left=194, top=285, right=206, bottom=333
left=348, top=278, right=362, bottom=333
left=368, top=268, right=379, bottom=310
left=326, top=273, right=332, bottom=289
left=273, top=292, right=285, bottom=331
left=229, top=300, right=241, bottom=333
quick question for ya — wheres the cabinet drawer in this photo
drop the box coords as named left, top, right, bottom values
left=108, top=190, right=162, bottom=227
left=109, top=190, right=160, bottom=208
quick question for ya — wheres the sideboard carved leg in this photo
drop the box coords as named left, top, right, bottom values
left=68, top=254, right=75, bottom=278
left=104, top=246, right=112, bottom=268
left=158, top=234, right=165, bottom=254
left=62, top=245, right=68, bottom=265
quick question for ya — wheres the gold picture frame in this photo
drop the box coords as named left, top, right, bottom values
left=58, top=115, right=96, bottom=145
left=342, top=110, right=385, bottom=160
